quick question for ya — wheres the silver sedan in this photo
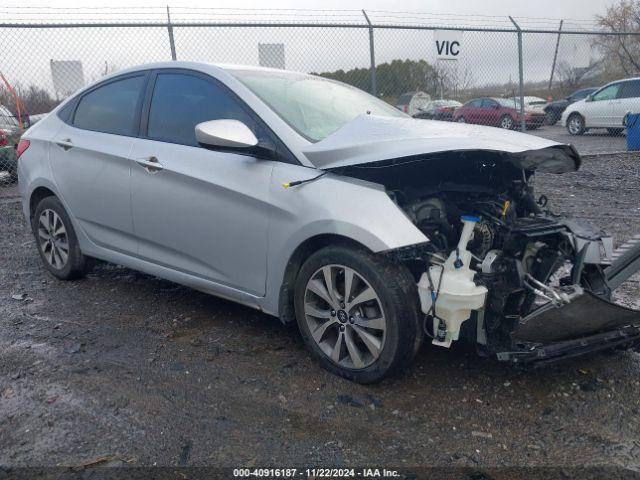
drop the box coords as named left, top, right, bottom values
left=18, top=62, right=640, bottom=383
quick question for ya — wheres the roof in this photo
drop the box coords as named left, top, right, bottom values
left=397, top=91, right=428, bottom=103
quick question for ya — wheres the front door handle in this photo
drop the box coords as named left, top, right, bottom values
left=134, top=156, right=164, bottom=174
left=55, top=138, right=74, bottom=151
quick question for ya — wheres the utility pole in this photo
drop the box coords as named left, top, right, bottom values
left=509, top=16, right=526, bottom=132
left=548, top=20, right=563, bottom=91
left=362, top=10, right=377, bottom=96
left=167, top=5, right=177, bottom=61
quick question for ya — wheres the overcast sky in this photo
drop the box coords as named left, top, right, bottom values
left=1, top=1, right=618, bottom=96
left=9, top=0, right=615, bottom=21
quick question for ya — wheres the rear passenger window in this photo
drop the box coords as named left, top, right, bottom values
left=73, top=76, right=145, bottom=136
left=147, top=73, right=257, bottom=147
left=619, top=80, right=640, bottom=99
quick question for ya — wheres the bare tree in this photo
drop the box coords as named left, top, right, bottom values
left=593, top=0, right=640, bottom=77
left=555, top=60, right=602, bottom=89
left=0, top=83, right=59, bottom=116
left=431, top=63, right=475, bottom=99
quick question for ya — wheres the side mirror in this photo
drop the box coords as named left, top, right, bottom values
left=195, top=119, right=258, bottom=149
left=585, top=94, right=593, bottom=102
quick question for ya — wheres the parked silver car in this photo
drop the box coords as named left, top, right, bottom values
left=19, top=62, right=640, bottom=383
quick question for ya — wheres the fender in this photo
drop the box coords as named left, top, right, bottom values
left=261, top=165, right=428, bottom=316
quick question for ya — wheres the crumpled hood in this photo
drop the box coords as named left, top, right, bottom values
left=302, top=114, right=580, bottom=173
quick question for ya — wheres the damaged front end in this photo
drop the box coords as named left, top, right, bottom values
left=332, top=147, right=640, bottom=365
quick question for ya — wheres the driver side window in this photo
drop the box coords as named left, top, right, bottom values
left=591, top=84, right=620, bottom=102
left=147, top=72, right=261, bottom=147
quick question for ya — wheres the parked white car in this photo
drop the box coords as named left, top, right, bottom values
left=561, top=77, right=640, bottom=135
left=521, top=96, right=548, bottom=111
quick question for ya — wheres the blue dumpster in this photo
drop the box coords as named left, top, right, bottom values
left=625, top=112, right=640, bottom=151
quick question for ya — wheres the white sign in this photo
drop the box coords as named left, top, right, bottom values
left=50, top=60, right=85, bottom=96
left=258, top=43, right=285, bottom=70
left=434, top=30, right=463, bottom=61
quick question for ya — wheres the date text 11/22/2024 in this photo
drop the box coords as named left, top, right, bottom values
left=233, top=468, right=402, bottom=478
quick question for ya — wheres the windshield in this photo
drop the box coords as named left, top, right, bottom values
left=575, top=89, right=594, bottom=99
left=433, top=100, right=461, bottom=107
left=230, top=69, right=407, bottom=142
left=495, top=98, right=522, bottom=109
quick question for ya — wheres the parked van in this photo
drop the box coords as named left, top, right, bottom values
left=562, top=77, right=640, bottom=135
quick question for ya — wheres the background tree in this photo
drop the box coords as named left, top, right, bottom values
left=0, top=83, right=59, bottom=117
left=593, top=0, right=640, bottom=77
left=316, top=59, right=439, bottom=99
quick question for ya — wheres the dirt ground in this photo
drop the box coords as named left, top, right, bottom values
left=1, top=153, right=640, bottom=476
left=529, top=124, right=627, bottom=156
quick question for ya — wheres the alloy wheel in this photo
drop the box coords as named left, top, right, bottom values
left=303, top=264, right=387, bottom=370
left=457, top=117, right=466, bottom=123
left=37, top=209, right=69, bottom=269
left=568, top=116, right=583, bottom=135
left=500, top=116, right=514, bottom=129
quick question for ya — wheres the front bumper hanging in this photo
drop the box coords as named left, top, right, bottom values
left=496, top=236, right=640, bottom=365
left=497, top=324, right=640, bottom=366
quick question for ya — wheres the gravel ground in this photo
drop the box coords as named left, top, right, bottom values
left=1, top=153, right=640, bottom=476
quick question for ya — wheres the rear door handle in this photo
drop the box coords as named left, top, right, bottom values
left=134, top=156, right=164, bottom=174
left=55, top=138, right=74, bottom=150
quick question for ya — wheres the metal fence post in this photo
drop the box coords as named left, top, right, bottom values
left=509, top=16, right=525, bottom=132
left=167, top=5, right=177, bottom=61
left=362, top=10, right=377, bottom=96
left=548, top=20, right=563, bottom=90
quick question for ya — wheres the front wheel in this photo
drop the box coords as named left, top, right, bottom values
left=456, top=116, right=466, bottom=123
left=294, top=245, right=422, bottom=384
left=567, top=113, right=586, bottom=135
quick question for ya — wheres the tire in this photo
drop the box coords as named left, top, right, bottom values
left=567, top=113, right=586, bottom=135
left=8, top=163, right=18, bottom=183
left=456, top=116, right=466, bottom=123
left=294, top=245, right=422, bottom=384
left=32, top=196, right=88, bottom=280
left=545, top=111, right=559, bottom=125
left=607, top=128, right=624, bottom=136
left=499, top=115, right=515, bottom=130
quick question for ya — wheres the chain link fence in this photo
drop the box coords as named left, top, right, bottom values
left=1, top=8, right=640, bottom=184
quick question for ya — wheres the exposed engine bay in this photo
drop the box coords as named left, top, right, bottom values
left=333, top=150, right=640, bottom=363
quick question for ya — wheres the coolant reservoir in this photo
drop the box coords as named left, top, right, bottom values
left=417, top=216, right=488, bottom=348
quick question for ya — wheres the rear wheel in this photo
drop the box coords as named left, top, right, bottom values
left=499, top=115, right=515, bottom=130
left=545, top=111, right=559, bottom=125
left=567, top=113, right=586, bottom=135
left=294, top=245, right=422, bottom=384
left=7, top=169, right=18, bottom=183
left=32, top=196, right=88, bottom=280
left=6, top=157, right=18, bottom=182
